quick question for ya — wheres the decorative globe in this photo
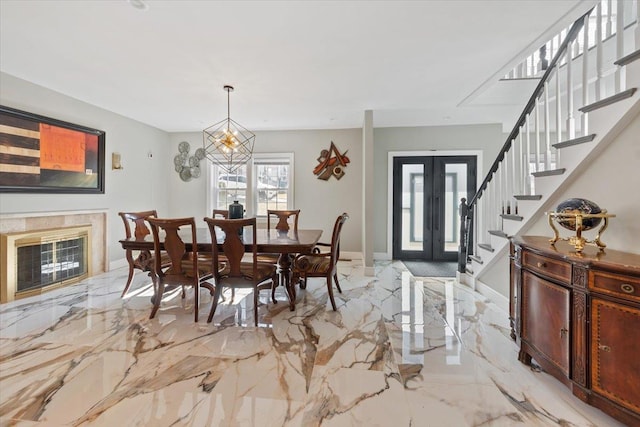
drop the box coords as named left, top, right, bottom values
left=555, top=198, right=602, bottom=231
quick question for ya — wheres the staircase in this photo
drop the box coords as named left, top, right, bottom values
left=458, top=0, right=640, bottom=296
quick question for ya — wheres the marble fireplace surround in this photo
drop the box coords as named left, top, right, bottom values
left=0, top=209, right=108, bottom=280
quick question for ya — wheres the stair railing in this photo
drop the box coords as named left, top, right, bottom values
left=458, top=9, right=591, bottom=273
left=459, top=0, right=638, bottom=274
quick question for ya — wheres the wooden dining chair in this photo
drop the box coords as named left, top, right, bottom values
left=267, top=209, right=300, bottom=233
left=204, top=217, right=276, bottom=326
left=212, top=209, right=229, bottom=218
left=147, top=217, right=215, bottom=322
left=261, top=209, right=301, bottom=302
left=118, top=210, right=171, bottom=297
left=291, top=212, right=348, bottom=311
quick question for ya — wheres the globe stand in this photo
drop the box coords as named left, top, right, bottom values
left=547, top=211, right=615, bottom=253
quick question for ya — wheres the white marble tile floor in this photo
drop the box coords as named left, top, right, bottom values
left=0, top=260, right=624, bottom=426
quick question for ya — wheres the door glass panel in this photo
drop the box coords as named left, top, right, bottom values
left=444, top=163, right=467, bottom=253
left=401, top=164, right=424, bottom=251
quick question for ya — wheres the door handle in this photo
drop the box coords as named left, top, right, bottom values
left=434, top=196, right=440, bottom=231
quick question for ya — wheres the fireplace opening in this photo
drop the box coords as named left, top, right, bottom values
left=1, top=225, right=92, bottom=303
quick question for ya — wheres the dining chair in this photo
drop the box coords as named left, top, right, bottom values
left=267, top=209, right=300, bottom=233
left=147, top=217, right=215, bottom=322
left=261, top=209, right=301, bottom=302
left=291, top=212, right=349, bottom=311
left=212, top=209, right=229, bottom=218
left=118, top=210, right=171, bottom=297
left=204, top=217, right=276, bottom=326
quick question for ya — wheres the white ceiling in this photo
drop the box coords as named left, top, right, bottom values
left=0, top=0, right=591, bottom=132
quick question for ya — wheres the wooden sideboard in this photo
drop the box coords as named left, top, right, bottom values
left=510, top=236, right=640, bottom=426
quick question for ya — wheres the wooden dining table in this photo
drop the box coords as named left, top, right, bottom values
left=119, top=227, right=323, bottom=311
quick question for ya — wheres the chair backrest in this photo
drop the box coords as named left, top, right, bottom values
left=119, top=210, right=158, bottom=239
left=329, top=213, right=349, bottom=265
left=147, top=217, right=198, bottom=283
left=267, top=209, right=300, bottom=233
left=204, top=217, right=258, bottom=284
left=212, top=209, right=229, bottom=219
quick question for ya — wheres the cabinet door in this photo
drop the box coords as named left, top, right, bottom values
left=521, top=271, right=570, bottom=376
left=591, top=298, right=640, bottom=414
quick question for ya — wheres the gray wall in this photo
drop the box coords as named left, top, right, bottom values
left=372, top=124, right=504, bottom=254
left=0, top=73, right=171, bottom=266
left=164, top=129, right=363, bottom=253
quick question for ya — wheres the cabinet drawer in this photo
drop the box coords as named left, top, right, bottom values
left=591, top=270, right=640, bottom=303
left=522, top=251, right=571, bottom=283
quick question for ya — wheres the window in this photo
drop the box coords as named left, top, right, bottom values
left=209, top=153, right=293, bottom=217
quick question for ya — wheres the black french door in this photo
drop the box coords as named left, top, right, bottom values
left=392, top=156, right=476, bottom=261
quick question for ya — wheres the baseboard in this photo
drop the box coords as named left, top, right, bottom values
left=475, top=279, right=509, bottom=314
left=340, top=251, right=362, bottom=262
left=373, top=252, right=391, bottom=260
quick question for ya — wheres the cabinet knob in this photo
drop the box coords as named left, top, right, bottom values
left=620, top=283, right=635, bottom=294
left=598, top=344, right=611, bottom=352
left=536, top=262, right=546, bottom=268
left=560, top=328, right=568, bottom=338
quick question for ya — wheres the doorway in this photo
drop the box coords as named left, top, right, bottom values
left=392, top=156, right=476, bottom=261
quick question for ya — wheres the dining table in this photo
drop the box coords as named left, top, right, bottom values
left=119, top=227, right=323, bottom=311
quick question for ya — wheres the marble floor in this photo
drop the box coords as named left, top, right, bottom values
left=0, top=260, right=624, bottom=426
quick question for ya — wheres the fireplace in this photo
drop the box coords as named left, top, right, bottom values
left=1, top=225, right=92, bottom=303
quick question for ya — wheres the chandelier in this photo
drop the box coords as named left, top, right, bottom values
left=203, top=85, right=255, bottom=173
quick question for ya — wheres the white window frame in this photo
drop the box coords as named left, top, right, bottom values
left=206, top=152, right=294, bottom=218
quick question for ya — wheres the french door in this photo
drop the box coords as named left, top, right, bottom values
left=392, top=156, right=476, bottom=261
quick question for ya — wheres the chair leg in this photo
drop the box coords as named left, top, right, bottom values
left=334, top=273, right=342, bottom=293
left=121, top=265, right=135, bottom=297
left=253, top=286, right=259, bottom=326
left=150, top=282, right=164, bottom=319
left=207, top=284, right=224, bottom=323
left=194, top=282, right=199, bottom=322
left=271, top=272, right=279, bottom=304
left=326, top=275, right=337, bottom=311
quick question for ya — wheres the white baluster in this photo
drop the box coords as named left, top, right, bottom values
left=544, top=82, right=551, bottom=170
left=519, top=129, right=525, bottom=195
left=510, top=140, right=517, bottom=213
left=582, top=14, right=590, bottom=135
left=525, top=115, right=532, bottom=194
left=567, top=41, right=576, bottom=139
left=636, top=0, right=640, bottom=46
left=596, top=2, right=604, bottom=100
left=555, top=68, right=562, bottom=168
left=615, top=0, right=626, bottom=92
left=607, top=0, right=614, bottom=37
left=535, top=97, right=541, bottom=172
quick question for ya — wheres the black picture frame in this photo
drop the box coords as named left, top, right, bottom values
left=0, top=105, right=105, bottom=194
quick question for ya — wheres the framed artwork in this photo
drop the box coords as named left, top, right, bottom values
left=0, top=105, right=105, bottom=193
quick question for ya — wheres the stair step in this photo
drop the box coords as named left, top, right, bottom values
left=501, top=214, right=524, bottom=221
left=469, top=255, right=483, bottom=265
left=614, top=49, right=640, bottom=67
left=579, top=88, right=637, bottom=113
left=488, top=230, right=509, bottom=238
left=553, top=134, right=596, bottom=149
left=465, top=266, right=474, bottom=275
left=478, top=243, right=495, bottom=252
left=514, top=195, right=543, bottom=200
left=532, top=168, right=566, bottom=177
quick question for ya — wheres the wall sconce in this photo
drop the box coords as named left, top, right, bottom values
left=112, top=152, right=123, bottom=170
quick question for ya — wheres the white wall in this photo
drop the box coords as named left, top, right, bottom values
left=525, top=111, right=640, bottom=254
left=0, top=73, right=171, bottom=267
left=166, top=129, right=364, bottom=253
left=372, top=123, right=504, bottom=254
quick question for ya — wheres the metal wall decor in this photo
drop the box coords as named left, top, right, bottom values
left=174, top=141, right=205, bottom=182
left=314, top=141, right=350, bottom=180
left=203, top=85, right=255, bottom=174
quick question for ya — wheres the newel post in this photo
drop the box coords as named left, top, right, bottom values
left=458, top=197, right=468, bottom=273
